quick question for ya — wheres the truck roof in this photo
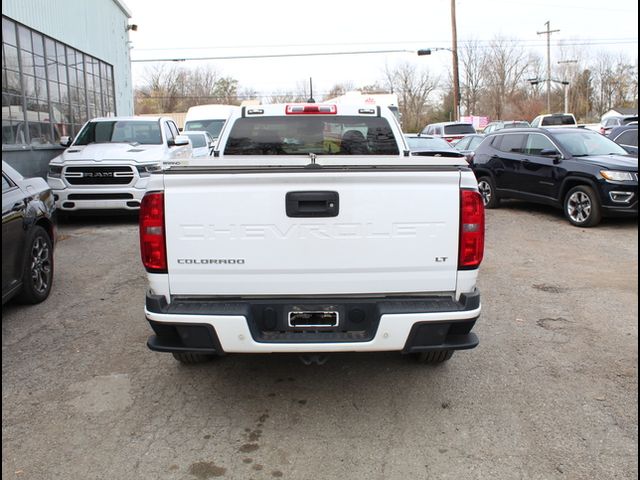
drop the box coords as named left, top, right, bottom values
left=88, top=116, right=167, bottom=122
left=235, top=103, right=393, bottom=117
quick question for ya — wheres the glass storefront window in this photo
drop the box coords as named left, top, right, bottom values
left=2, top=17, right=17, bottom=46
left=2, top=15, right=116, bottom=147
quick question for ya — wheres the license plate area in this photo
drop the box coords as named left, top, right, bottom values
left=288, top=310, right=339, bottom=328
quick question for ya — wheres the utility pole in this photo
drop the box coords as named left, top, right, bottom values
left=451, top=0, right=460, bottom=121
left=537, top=21, right=560, bottom=113
left=558, top=59, right=577, bottom=113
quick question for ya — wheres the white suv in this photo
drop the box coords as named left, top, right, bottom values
left=47, top=116, right=192, bottom=213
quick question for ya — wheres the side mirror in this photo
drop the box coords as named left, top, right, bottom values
left=60, top=136, right=72, bottom=147
left=540, top=148, right=561, bottom=162
left=169, top=135, right=190, bottom=147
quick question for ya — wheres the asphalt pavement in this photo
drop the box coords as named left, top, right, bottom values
left=2, top=202, right=638, bottom=480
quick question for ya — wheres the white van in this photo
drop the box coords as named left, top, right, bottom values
left=183, top=104, right=238, bottom=140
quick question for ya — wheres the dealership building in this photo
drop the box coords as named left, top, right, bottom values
left=2, top=0, right=134, bottom=177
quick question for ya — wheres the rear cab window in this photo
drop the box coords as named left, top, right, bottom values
left=541, top=115, right=576, bottom=126
left=444, top=124, right=476, bottom=135
left=184, top=119, right=226, bottom=138
left=224, top=116, right=399, bottom=155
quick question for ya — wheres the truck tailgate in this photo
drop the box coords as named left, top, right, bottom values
left=163, top=169, right=461, bottom=296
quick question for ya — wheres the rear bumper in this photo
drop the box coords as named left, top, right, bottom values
left=144, top=291, right=481, bottom=354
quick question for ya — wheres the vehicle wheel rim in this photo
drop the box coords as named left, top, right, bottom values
left=567, top=191, right=592, bottom=224
left=30, top=237, right=51, bottom=294
left=478, top=180, right=492, bottom=205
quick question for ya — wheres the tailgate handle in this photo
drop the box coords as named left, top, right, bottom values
left=286, top=191, right=339, bottom=217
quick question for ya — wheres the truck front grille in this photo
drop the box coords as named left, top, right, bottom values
left=64, top=166, right=135, bottom=185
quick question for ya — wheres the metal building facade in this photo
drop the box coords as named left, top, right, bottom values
left=2, top=0, right=134, bottom=177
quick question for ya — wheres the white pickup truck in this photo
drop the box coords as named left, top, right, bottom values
left=140, top=104, right=484, bottom=365
left=47, top=116, right=191, bottom=213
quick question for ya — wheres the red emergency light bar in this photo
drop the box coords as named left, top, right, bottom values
left=285, top=104, right=337, bottom=115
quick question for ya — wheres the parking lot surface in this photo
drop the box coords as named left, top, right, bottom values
left=2, top=202, right=638, bottom=480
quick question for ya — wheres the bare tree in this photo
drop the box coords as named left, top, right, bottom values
left=382, top=62, right=440, bottom=132
left=481, top=37, right=530, bottom=119
left=266, top=81, right=313, bottom=104
left=135, top=64, right=243, bottom=113
left=459, top=40, right=488, bottom=116
left=323, top=82, right=357, bottom=100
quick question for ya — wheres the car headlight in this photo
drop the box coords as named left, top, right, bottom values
left=600, top=170, right=634, bottom=182
left=48, top=165, right=62, bottom=178
left=136, top=164, right=160, bottom=177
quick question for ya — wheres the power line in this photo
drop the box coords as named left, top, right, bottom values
left=132, top=38, right=638, bottom=53
left=130, top=40, right=638, bottom=64
left=131, top=49, right=415, bottom=63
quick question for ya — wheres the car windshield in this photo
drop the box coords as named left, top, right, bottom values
left=542, top=115, right=576, bottom=126
left=74, top=121, right=162, bottom=145
left=184, top=119, right=226, bottom=138
left=224, top=116, right=399, bottom=155
left=555, top=131, right=629, bottom=156
left=405, top=136, right=454, bottom=151
left=184, top=133, right=207, bottom=148
left=504, top=122, right=530, bottom=128
left=444, top=124, right=476, bottom=135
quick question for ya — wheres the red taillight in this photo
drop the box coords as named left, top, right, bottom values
left=139, top=192, right=167, bottom=273
left=459, top=190, right=485, bottom=269
left=285, top=104, right=337, bottom=115
left=599, top=127, right=606, bottom=135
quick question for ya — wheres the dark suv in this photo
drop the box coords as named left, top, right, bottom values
left=471, top=128, right=638, bottom=227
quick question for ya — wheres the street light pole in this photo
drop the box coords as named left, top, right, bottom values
left=450, top=0, right=460, bottom=121
left=558, top=59, right=577, bottom=113
left=528, top=77, right=569, bottom=113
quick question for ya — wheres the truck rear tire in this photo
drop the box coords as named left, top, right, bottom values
left=172, top=352, right=215, bottom=364
left=413, top=350, right=454, bottom=364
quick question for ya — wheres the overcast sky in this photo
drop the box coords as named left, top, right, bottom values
left=124, top=0, right=638, bottom=99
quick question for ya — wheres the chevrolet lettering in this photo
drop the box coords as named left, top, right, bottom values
left=178, top=222, right=445, bottom=241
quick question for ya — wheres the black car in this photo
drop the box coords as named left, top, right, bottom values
left=404, top=134, right=465, bottom=158
left=608, top=125, right=638, bottom=156
left=453, top=134, right=486, bottom=163
left=2, top=161, right=56, bottom=304
left=471, top=128, right=638, bottom=227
